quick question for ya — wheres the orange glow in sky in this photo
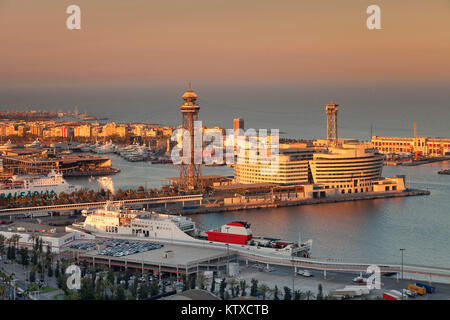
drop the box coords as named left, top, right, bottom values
left=0, top=0, right=449, bottom=87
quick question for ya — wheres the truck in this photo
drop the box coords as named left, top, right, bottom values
left=328, top=289, right=357, bottom=299
left=344, top=285, right=370, bottom=295
left=415, top=282, right=436, bottom=294
left=408, top=284, right=426, bottom=295
left=383, top=290, right=401, bottom=300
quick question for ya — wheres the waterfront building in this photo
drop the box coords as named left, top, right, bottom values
left=0, top=222, right=95, bottom=253
left=233, top=101, right=406, bottom=195
left=233, top=118, right=244, bottom=132
left=75, top=124, right=92, bottom=138
left=309, top=142, right=385, bottom=194
left=0, top=153, right=118, bottom=177
left=234, top=142, right=318, bottom=185
left=372, top=135, right=450, bottom=157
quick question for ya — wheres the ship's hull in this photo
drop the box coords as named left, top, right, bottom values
left=0, top=184, right=79, bottom=199
left=70, top=225, right=311, bottom=258
left=205, top=231, right=251, bottom=245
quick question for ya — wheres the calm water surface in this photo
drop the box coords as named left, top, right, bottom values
left=68, top=154, right=450, bottom=268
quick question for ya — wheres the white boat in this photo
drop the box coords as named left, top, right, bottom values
left=25, top=139, right=42, bottom=148
left=0, top=170, right=81, bottom=199
left=71, top=202, right=313, bottom=258
left=94, top=141, right=116, bottom=154
left=78, top=143, right=92, bottom=152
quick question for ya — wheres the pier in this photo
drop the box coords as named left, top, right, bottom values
left=0, top=189, right=430, bottom=218
left=59, top=232, right=450, bottom=282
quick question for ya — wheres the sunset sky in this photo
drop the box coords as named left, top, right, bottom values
left=1, top=0, right=449, bottom=88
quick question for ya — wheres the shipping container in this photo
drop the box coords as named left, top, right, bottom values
left=382, top=292, right=400, bottom=300
left=408, top=284, right=426, bottom=295
left=182, top=206, right=198, bottom=210
left=415, top=283, right=436, bottom=294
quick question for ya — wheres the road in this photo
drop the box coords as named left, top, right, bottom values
left=235, top=262, right=450, bottom=300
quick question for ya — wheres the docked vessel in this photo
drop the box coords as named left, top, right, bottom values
left=72, top=202, right=312, bottom=257
left=0, top=170, right=81, bottom=199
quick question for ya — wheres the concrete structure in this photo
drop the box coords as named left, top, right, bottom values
left=179, top=83, right=202, bottom=192
left=326, top=102, right=338, bottom=145
left=0, top=221, right=95, bottom=253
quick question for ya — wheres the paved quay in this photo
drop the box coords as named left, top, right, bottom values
left=235, top=263, right=450, bottom=300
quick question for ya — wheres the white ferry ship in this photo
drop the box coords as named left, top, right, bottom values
left=71, top=202, right=312, bottom=257
left=0, top=170, right=80, bottom=199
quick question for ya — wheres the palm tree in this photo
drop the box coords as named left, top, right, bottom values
left=227, top=278, right=237, bottom=297
left=0, top=283, right=7, bottom=299
left=305, top=290, right=315, bottom=300
left=258, top=284, right=270, bottom=300
left=239, top=280, right=248, bottom=296
left=196, top=274, right=206, bottom=290
left=0, top=234, right=6, bottom=256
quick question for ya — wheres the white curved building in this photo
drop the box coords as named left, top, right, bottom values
left=309, top=143, right=385, bottom=194
left=234, top=143, right=317, bottom=185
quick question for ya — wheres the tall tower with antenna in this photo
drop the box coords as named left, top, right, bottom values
left=326, top=102, right=339, bottom=145
left=179, top=82, right=202, bottom=192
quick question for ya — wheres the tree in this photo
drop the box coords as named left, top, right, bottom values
left=20, top=247, right=29, bottom=266
left=95, top=274, right=105, bottom=300
left=0, top=234, right=6, bottom=256
left=130, top=277, right=138, bottom=299
left=210, top=274, right=216, bottom=293
left=250, top=278, right=258, bottom=297
left=228, top=278, right=237, bottom=298
left=197, top=273, right=206, bottom=290
left=317, top=284, right=324, bottom=300
left=219, top=278, right=227, bottom=300
left=138, top=283, right=149, bottom=300
left=305, top=290, right=315, bottom=300
left=283, top=286, right=292, bottom=300
left=239, top=280, right=248, bottom=296
left=293, top=290, right=305, bottom=300
left=47, top=264, right=53, bottom=278
left=80, top=278, right=95, bottom=300
left=273, top=285, right=279, bottom=300
left=149, top=279, right=159, bottom=297
left=116, top=285, right=126, bottom=300
left=55, top=260, right=60, bottom=278
left=29, top=268, right=36, bottom=283
left=258, top=284, right=270, bottom=300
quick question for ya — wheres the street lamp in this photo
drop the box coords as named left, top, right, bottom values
left=225, top=226, right=230, bottom=275
left=291, top=253, right=295, bottom=297
left=400, top=248, right=405, bottom=281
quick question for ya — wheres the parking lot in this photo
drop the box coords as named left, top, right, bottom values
left=69, top=239, right=164, bottom=257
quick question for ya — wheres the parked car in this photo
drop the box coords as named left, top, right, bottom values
left=352, top=276, right=368, bottom=285
left=298, top=270, right=313, bottom=277
left=402, top=289, right=417, bottom=298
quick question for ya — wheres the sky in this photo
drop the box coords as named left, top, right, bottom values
left=0, top=0, right=449, bottom=89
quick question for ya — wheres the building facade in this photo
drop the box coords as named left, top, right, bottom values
left=372, top=136, right=450, bottom=157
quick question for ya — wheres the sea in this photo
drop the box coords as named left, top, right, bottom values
left=1, top=84, right=449, bottom=269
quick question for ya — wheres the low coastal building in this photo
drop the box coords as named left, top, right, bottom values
left=372, top=135, right=450, bottom=157
left=0, top=221, right=95, bottom=253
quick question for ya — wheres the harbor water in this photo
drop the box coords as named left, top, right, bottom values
left=68, top=154, right=450, bottom=269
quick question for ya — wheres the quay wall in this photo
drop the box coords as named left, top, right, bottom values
left=177, top=189, right=430, bottom=215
